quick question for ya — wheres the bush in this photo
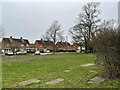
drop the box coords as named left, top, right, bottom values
left=93, top=29, right=120, bottom=79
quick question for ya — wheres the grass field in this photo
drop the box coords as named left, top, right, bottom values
left=2, top=52, right=118, bottom=88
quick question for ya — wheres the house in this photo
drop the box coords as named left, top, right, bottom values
left=70, top=43, right=79, bottom=51
left=25, top=44, right=36, bottom=53
left=56, top=41, right=71, bottom=52
left=34, top=39, right=43, bottom=50
left=1, top=36, right=81, bottom=53
left=2, top=38, right=11, bottom=52
left=43, top=40, right=54, bottom=51
left=56, top=41, right=64, bottom=51
left=2, top=36, right=30, bottom=52
left=34, top=39, right=54, bottom=52
left=65, top=42, right=71, bottom=51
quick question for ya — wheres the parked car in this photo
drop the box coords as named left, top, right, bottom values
left=34, top=50, right=40, bottom=55
left=5, top=50, right=14, bottom=55
left=16, top=50, right=27, bottom=55
left=46, top=50, right=50, bottom=53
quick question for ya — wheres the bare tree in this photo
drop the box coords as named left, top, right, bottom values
left=44, top=20, right=63, bottom=53
left=0, top=24, right=3, bottom=39
left=70, top=2, right=101, bottom=52
left=97, top=19, right=117, bottom=32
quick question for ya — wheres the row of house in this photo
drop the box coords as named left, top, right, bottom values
left=1, top=36, right=79, bottom=53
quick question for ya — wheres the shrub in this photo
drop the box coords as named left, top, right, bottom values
left=92, top=29, right=120, bottom=79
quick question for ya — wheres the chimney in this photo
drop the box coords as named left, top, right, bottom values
left=47, top=38, right=49, bottom=41
left=41, top=38, right=42, bottom=41
left=9, top=36, right=12, bottom=42
left=10, top=36, right=12, bottom=38
left=20, top=37, right=22, bottom=39
left=66, top=36, right=68, bottom=42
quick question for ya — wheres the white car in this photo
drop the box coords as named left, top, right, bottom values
left=16, top=50, right=27, bottom=55
left=5, top=51, right=14, bottom=55
left=34, top=51, right=40, bottom=55
left=46, top=50, right=50, bottom=53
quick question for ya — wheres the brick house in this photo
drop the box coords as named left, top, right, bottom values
left=34, top=39, right=54, bottom=51
left=2, top=36, right=30, bottom=52
left=1, top=36, right=81, bottom=53
left=70, top=43, right=79, bottom=51
left=65, top=42, right=71, bottom=51
left=56, top=41, right=71, bottom=51
left=25, top=44, right=36, bottom=53
left=34, top=40, right=42, bottom=50
left=56, top=42, right=64, bottom=51
left=43, top=40, right=54, bottom=51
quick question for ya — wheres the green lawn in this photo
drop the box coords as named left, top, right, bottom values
left=2, top=52, right=118, bottom=88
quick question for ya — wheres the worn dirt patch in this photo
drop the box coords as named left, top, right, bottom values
left=63, top=69, right=71, bottom=72
left=13, top=79, right=40, bottom=87
left=81, top=63, right=95, bottom=67
left=46, top=78, right=64, bottom=85
left=88, top=76, right=105, bottom=83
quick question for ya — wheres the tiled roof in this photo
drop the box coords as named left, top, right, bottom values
left=35, top=40, right=43, bottom=44
left=2, top=38, right=11, bottom=45
left=2, top=37, right=30, bottom=47
left=56, top=41, right=71, bottom=47
left=35, top=40, right=54, bottom=46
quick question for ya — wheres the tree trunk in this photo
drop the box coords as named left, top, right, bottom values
left=53, top=43, right=56, bottom=54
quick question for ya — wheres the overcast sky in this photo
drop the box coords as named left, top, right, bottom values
left=1, top=1, right=118, bottom=43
